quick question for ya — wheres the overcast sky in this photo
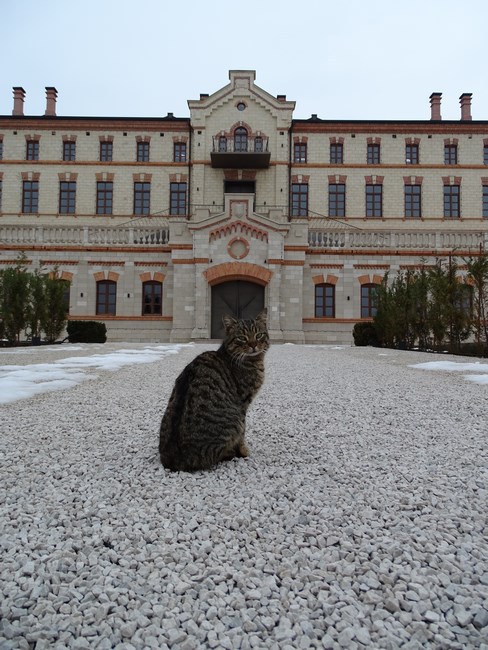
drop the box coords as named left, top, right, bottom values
left=1, top=0, right=487, bottom=122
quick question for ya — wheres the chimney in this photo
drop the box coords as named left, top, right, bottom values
left=12, top=87, right=26, bottom=116
left=45, top=86, right=58, bottom=116
left=429, top=92, right=442, bottom=120
left=459, top=93, right=472, bottom=121
left=277, top=94, right=287, bottom=102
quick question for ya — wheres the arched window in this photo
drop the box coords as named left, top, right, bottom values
left=360, top=283, right=378, bottom=318
left=315, top=283, right=335, bottom=318
left=142, top=281, right=162, bottom=315
left=96, top=280, right=116, bottom=315
left=234, top=127, right=248, bottom=152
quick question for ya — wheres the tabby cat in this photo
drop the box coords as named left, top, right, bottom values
left=159, top=309, right=269, bottom=471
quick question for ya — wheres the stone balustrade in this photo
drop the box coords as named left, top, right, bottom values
left=308, top=229, right=487, bottom=251
left=0, top=225, right=170, bottom=247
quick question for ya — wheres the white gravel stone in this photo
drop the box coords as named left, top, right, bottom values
left=0, top=342, right=487, bottom=649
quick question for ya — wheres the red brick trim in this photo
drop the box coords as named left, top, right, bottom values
left=99, top=135, right=114, bottom=142
left=442, top=176, right=462, bottom=185
left=58, top=172, right=78, bottom=181
left=209, top=220, right=267, bottom=243
left=403, top=176, right=423, bottom=185
left=21, top=171, right=41, bottom=181
left=204, top=262, right=272, bottom=286
left=95, top=172, right=114, bottom=181
left=133, top=173, right=152, bottom=182
left=481, top=177, right=488, bottom=186
left=169, top=173, right=188, bottom=182
left=67, top=315, right=173, bottom=322
left=136, top=135, right=151, bottom=142
left=367, top=137, right=381, bottom=144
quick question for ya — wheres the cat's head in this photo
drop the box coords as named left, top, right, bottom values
left=222, top=309, right=269, bottom=360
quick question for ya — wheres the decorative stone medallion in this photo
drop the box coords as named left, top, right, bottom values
left=228, top=237, right=250, bottom=260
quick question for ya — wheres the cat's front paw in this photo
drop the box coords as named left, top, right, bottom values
left=236, top=442, right=250, bottom=458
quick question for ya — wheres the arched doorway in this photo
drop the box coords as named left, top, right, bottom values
left=211, top=280, right=265, bottom=339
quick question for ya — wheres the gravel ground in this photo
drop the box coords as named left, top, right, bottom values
left=1, top=343, right=487, bottom=650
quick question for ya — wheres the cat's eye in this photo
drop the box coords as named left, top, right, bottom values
left=256, top=332, right=264, bottom=340
left=236, top=336, right=247, bottom=343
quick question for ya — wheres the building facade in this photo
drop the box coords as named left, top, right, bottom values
left=1, top=71, right=487, bottom=343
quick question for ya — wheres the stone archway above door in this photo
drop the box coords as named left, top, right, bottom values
left=204, top=262, right=272, bottom=287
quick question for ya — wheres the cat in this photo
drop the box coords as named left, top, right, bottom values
left=159, top=309, right=269, bottom=471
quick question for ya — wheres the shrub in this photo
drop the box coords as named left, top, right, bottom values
left=67, top=320, right=107, bottom=343
left=352, top=322, right=379, bottom=347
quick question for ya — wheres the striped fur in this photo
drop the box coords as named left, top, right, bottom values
left=159, top=310, right=269, bottom=471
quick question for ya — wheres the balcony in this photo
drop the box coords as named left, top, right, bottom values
left=210, top=136, right=271, bottom=169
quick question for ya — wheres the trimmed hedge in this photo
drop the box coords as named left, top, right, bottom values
left=352, top=322, right=379, bottom=347
left=67, top=320, right=107, bottom=344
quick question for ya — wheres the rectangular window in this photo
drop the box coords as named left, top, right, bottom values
left=63, top=141, right=76, bottom=161
left=330, top=143, right=343, bottom=164
left=100, top=141, right=113, bottom=162
left=0, top=179, right=2, bottom=211
left=0, top=139, right=3, bottom=160
left=137, top=141, right=150, bottom=162
left=404, top=185, right=421, bottom=218
left=291, top=183, right=308, bottom=216
left=134, top=182, right=151, bottom=215
left=170, top=182, right=187, bottom=215
left=96, top=181, right=113, bottom=214
left=366, top=184, right=382, bottom=217
left=59, top=181, right=76, bottom=214
left=96, top=280, right=116, bottom=315
left=173, top=142, right=187, bottom=162
left=443, top=185, right=460, bottom=218
left=482, top=186, right=488, bottom=218
left=406, top=144, right=419, bottom=164
left=329, top=183, right=345, bottom=218
left=367, top=144, right=380, bottom=164
left=361, top=285, right=378, bottom=318
left=26, top=140, right=39, bottom=161
left=484, top=145, right=488, bottom=165
left=22, top=181, right=39, bottom=213
left=444, top=144, right=458, bottom=165
left=315, top=284, right=335, bottom=318
left=142, top=281, right=162, bottom=315
left=293, top=143, right=307, bottom=163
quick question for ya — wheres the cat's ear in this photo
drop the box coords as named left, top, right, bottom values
left=255, top=308, right=267, bottom=324
left=222, top=314, right=238, bottom=331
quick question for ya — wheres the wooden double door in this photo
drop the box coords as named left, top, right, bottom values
left=211, top=280, right=265, bottom=339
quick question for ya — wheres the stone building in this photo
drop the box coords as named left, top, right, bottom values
left=0, top=71, right=487, bottom=343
